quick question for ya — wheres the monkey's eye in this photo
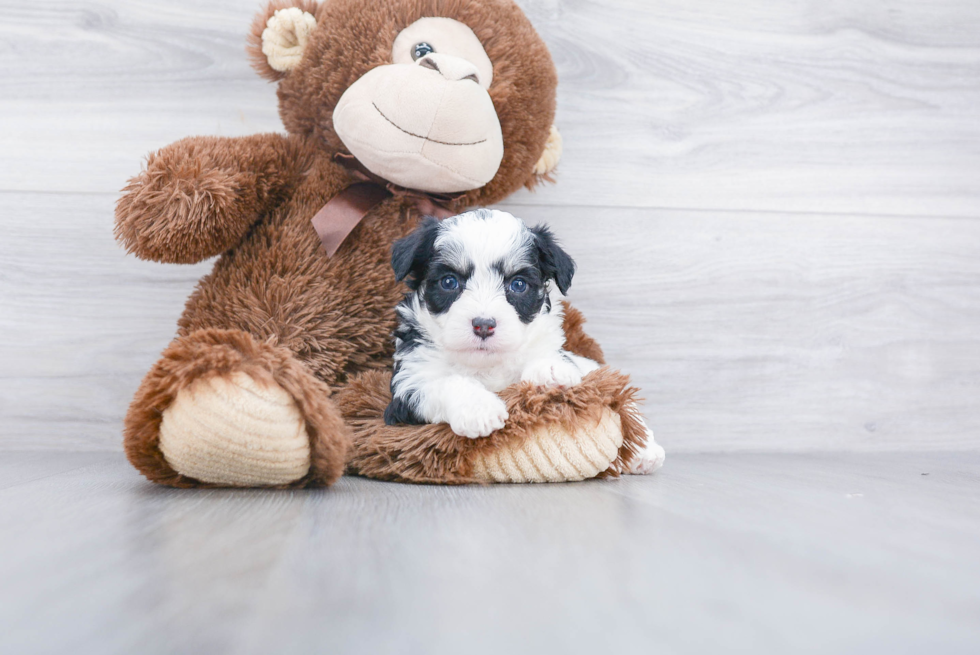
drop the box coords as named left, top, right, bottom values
left=412, top=42, right=435, bottom=60
left=509, top=278, right=528, bottom=293
left=440, top=274, right=459, bottom=291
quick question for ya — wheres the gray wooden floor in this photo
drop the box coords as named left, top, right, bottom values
left=2, top=0, right=979, bottom=652
left=1, top=451, right=979, bottom=654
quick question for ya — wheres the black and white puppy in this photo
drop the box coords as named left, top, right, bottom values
left=384, top=209, right=665, bottom=473
left=384, top=209, right=599, bottom=438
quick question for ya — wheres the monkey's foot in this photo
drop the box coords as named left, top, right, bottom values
left=124, top=328, right=351, bottom=488
left=159, top=371, right=312, bottom=486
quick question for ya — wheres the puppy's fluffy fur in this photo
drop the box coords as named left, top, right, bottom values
left=384, top=209, right=600, bottom=438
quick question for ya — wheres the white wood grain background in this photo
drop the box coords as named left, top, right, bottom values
left=1, top=0, right=979, bottom=452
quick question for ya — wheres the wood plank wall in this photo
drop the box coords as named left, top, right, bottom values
left=1, top=0, right=978, bottom=452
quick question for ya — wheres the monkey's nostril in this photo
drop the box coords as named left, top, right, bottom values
left=417, top=55, right=481, bottom=84
left=418, top=57, right=440, bottom=73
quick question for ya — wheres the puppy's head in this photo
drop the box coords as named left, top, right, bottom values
left=391, top=209, right=574, bottom=363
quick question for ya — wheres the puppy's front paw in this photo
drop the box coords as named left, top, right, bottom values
left=521, top=358, right=583, bottom=388
left=448, top=392, right=509, bottom=439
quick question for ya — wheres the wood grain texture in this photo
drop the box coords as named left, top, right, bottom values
left=507, top=203, right=980, bottom=452
left=524, top=0, right=980, bottom=215
left=0, top=0, right=978, bottom=215
left=1, top=452, right=978, bottom=654
left=1, top=0, right=979, bottom=453
left=4, top=193, right=979, bottom=451
left=3, top=4, right=979, bottom=651
left=0, top=192, right=211, bottom=450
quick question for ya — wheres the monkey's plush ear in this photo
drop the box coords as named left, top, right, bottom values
left=530, top=125, right=563, bottom=183
left=247, top=0, right=320, bottom=82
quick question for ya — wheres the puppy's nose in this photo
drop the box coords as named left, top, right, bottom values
left=472, top=317, right=496, bottom=340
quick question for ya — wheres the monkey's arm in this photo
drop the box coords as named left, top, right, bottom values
left=560, top=301, right=605, bottom=364
left=115, top=134, right=310, bottom=264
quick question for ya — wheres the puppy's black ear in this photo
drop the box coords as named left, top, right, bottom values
left=391, top=216, right=440, bottom=290
left=531, top=225, right=576, bottom=295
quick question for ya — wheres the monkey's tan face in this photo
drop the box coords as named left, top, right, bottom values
left=332, top=18, right=505, bottom=194
left=256, top=5, right=561, bottom=197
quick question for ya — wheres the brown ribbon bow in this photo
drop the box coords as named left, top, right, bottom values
left=310, top=153, right=466, bottom=257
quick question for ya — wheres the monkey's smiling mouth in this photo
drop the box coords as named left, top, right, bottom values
left=372, top=103, right=488, bottom=147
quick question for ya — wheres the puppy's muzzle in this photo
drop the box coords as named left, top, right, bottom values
left=472, top=317, right=496, bottom=340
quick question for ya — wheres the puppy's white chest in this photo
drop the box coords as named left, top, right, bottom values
left=470, top=361, right=525, bottom=393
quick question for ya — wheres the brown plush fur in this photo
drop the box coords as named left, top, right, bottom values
left=115, top=134, right=310, bottom=264
left=259, top=0, right=558, bottom=201
left=338, top=367, right=646, bottom=484
left=116, top=0, right=629, bottom=487
left=337, top=305, right=633, bottom=484
left=561, top=303, right=606, bottom=365
left=124, top=328, right=352, bottom=488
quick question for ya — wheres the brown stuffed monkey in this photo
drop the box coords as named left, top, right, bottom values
left=115, top=0, right=663, bottom=488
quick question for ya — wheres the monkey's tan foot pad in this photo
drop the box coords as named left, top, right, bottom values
left=469, top=407, right=623, bottom=483
left=124, top=328, right=351, bottom=488
left=338, top=367, right=652, bottom=484
left=158, top=371, right=312, bottom=486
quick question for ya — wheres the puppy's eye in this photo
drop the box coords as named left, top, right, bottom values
left=509, top=278, right=527, bottom=293
left=412, top=42, right=435, bottom=60
left=440, top=274, right=459, bottom=290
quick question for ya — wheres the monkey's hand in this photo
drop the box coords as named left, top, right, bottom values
left=115, top=134, right=307, bottom=264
